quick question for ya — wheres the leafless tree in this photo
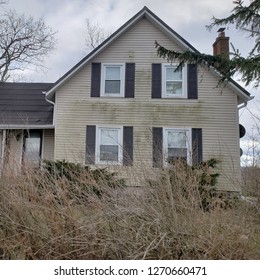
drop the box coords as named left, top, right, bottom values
left=85, top=18, right=109, bottom=50
left=0, top=10, right=56, bottom=82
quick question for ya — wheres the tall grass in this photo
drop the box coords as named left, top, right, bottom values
left=0, top=161, right=259, bottom=259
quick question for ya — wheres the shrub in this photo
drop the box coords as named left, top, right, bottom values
left=36, top=160, right=126, bottom=203
left=148, top=158, right=220, bottom=211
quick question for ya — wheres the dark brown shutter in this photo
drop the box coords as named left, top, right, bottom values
left=192, top=128, right=202, bottom=166
left=187, top=64, right=198, bottom=99
left=125, top=63, right=135, bottom=98
left=152, top=63, right=162, bottom=98
left=91, top=63, right=101, bottom=97
left=86, top=125, right=96, bottom=164
left=123, top=126, right=133, bottom=166
left=152, top=127, right=163, bottom=167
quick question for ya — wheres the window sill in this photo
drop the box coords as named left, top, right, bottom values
left=99, top=95, right=125, bottom=98
left=96, top=161, right=122, bottom=166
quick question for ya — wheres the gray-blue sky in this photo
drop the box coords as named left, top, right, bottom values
left=2, top=0, right=259, bottom=157
left=2, top=0, right=254, bottom=81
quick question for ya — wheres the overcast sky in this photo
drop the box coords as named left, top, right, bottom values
left=2, top=0, right=259, bottom=159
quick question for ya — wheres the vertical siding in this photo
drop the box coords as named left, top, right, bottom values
left=0, top=130, right=2, bottom=159
left=6, top=131, right=23, bottom=174
left=54, top=18, right=241, bottom=191
left=42, top=129, right=55, bottom=161
left=0, top=130, right=3, bottom=170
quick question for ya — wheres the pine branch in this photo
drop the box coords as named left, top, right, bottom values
left=155, top=41, right=260, bottom=88
left=207, top=0, right=260, bottom=55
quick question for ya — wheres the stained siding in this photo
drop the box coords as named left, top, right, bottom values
left=5, top=131, right=23, bottom=174
left=42, top=129, right=54, bottom=161
left=0, top=131, right=2, bottom=151
left=54, top=18, right=241, bottom=190
left=0, top=131, right=2, bottom=169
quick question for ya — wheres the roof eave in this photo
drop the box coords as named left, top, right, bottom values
left=227, top=81, right=253, bottom=104
left=45, top=6, right=251, bottom=103
left=210, top=67, right=251, bottom=103
left=45, top=6, right=199, bottom=100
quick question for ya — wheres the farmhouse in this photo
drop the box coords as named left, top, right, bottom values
left=0, top=7, right=252, bottom=191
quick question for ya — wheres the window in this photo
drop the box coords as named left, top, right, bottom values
left=86, top=125, right=133, bottom=166
left=162, top=64, right=187, bottom=98
left=96, top=127, right=122, bottom=164
left=23, top=130, right=42, bottom=166
left=101, top=64, right=125, bottom=97
left=164, top=128, right=191, bottom=164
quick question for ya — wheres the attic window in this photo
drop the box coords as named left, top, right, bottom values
left=101, top=63, right=125, bottom=97
left=162, top=64, right=187, bottom=98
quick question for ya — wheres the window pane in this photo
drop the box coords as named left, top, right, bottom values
left=100, top=129, right=118, bottom=145
left=166, top=67, right=182, bottom=80
left=99, top=128, right=120, bottom=163
left=105, top=80, right=120, bottom=94
left=100, top=145, right=118, bottom=161
left=106, top=66, right=120, bottom=80
left=168, top=148, right=187, bottom=162
left=166, top=81, right=182, bottom=95
left=167, top=131, right=187, bottom=148
left=24, top=135, right=41, bottom=165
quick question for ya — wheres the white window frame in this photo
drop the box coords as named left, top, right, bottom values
left=163, top=128, right=192, bottom=165
left=100, top=63, right=125, bottom=97
left=162, top=63, right=187, bottom=98
left=96, top=126, right=123, bottom=165
left=23, top=130, right=42, bottom=166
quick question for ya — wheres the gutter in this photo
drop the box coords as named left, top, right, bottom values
left=0, top=125, right=55, bottom=129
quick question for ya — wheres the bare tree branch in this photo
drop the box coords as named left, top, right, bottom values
left=85, top=18, right=108, bottom=50
left=0, top=10, right=56, bottom=82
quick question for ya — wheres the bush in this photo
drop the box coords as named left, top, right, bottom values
left=148, top=158, right=220, bottom=211
left=38, top=160, right=126, bottom=201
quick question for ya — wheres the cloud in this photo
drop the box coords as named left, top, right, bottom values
left=3, top=0, right=258, bottom=90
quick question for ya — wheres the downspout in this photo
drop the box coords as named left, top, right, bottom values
left=1, top=129, right=6, bottom=175
left=238, top=101, right=247, bottom=110
left=238, top=94, right=254, bottom=110
left=43, top=91, right=55, bottom=126
left=43, top=91, right=56, bottom=164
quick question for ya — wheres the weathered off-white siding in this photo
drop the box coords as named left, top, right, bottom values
left=54, top=18, right=241, bottom=191
left=0, top=130, right=3, bottom=169
left=4, top=130, right=23, bottom=174
left=0, top=129, right=55, bottom=173
left=42, top=129, right=54, bottom=161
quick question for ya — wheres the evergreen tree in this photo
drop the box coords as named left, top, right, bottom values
left=156, top=0, right=260, bottom=88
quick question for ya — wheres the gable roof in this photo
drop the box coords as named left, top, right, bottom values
left=0, top=82, right=54, bottom=128
left=45, top=6, right=251, bottom=102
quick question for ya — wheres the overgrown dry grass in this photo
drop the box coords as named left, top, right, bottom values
left=0, top=162, right=259, bottom=259
left=241, top=166, right=260, bottom=199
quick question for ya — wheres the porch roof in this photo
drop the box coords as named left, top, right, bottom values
left=0, top=82, right=54, bottom=128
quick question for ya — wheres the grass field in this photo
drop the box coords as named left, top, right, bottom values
left=0, top=161, right=259, bottom=259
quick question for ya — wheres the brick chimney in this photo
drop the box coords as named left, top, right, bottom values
left=213, top=28, right=230, bottom=59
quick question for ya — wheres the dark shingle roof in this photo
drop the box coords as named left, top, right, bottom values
left=0, top=82, right=54, bottom=127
